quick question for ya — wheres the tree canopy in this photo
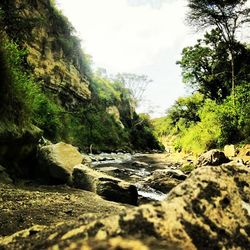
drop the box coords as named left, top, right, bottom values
left=177, top=29, right=250, bottom=101
left=187, top=0, right=250, bottom=42
left=186, top=0, right=250, bottom=97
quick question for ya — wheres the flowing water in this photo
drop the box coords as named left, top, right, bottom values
left=89, top=153, right=169, bottom=202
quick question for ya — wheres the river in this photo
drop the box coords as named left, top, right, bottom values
left=89, top=152, right=184, bottom=202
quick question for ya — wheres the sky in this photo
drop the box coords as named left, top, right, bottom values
left=55, top=0, right=249, bottom=117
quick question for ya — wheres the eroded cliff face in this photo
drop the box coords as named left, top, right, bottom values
left=0, top=0, right=91, bottom=107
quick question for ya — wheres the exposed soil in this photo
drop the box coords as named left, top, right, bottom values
left=0, top=182, right=131, bottom=237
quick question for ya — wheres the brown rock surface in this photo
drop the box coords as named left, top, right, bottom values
left=37, top=142, right=84, bottom=183
left=0, top=183, right=129, bottom=238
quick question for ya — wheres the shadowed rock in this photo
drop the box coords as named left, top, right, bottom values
left=72, top=164, right=138, bottom=205
left=0, top=125, right=42, bottom=178
left=0, top=165, right=13, bottom=184
left=142, top=169, right=187, bottom=193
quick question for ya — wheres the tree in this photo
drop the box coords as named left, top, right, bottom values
left=178, top=29, right=250, bottom=101
left=114, top=73, right=152, bottom=105
left=177, top=29, right=230, bottom=100
left=167, top=92, right=204, bottom=128
left=186, top=0, right=250, bottom=100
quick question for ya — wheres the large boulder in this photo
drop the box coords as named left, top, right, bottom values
left=196, top=149, right=230, bottom=167
left=37, top=142, right=85, bottom=183
left=72, top=165, right=138, bottom=205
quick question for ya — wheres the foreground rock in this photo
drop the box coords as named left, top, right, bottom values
left=1, top=163, right=249, bottom=249
left=73, top=165, right=138, bottom=205
left=196, top=149, right=230, bottom=167
left=37, top=142, right=86, bottom=183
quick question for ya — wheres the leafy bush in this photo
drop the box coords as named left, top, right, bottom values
left=174, top=103, right=221, bottom=154
left=173, top=88, right=250, bottom=154
left=0, top=37, right=65, bottom=140
left=32, top=93, right=64, bottom=141
left=91, top=75, right=122, bottom=105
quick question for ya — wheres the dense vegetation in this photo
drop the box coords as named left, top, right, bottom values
left=0, top=0, right=162, bottom=153
left=153, top=29, right=250, bottom=154
left=153, top=1, right=250, bottom=154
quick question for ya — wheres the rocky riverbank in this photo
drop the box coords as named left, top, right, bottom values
left=0, top=144, right=250, bottom=249
left=0, top=163, right=249, bottom=249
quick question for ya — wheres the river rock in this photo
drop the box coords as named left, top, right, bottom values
left=196, top=149, right=230, bottom=167
left=131, top=161, right=149, bottom=168
left=224, top=144, right=236, bottom=157
left=71, top=164, right=250, bottom=250
left=72, top=165, right=138, bottom=205
left=142, top=169, right=187, bottom=193
left=97, top=166, right=126, bottom=176
left=226, top=158, right=246, bottom=166
left=37, top=142, right=85, bottom=183
left=242, top=144, right=250, bottom=156
left=81, top=154, right=92, bottom=165
left=59, top=164, right=250, bottom=249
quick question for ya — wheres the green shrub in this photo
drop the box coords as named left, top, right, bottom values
left=32, top=94, right=64, bottom=141
left=173, top=90, right=250, bottom=154
left=130, top=114, right=164, bottom=151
